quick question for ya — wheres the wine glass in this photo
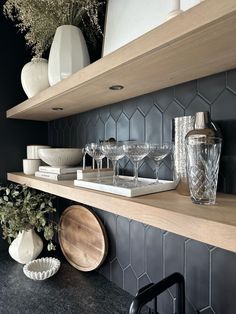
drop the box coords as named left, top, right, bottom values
left=148, top=143, right=172, bottom=183
left=123, top=142, right=150, bottom=187
left=101, top=142, right=125, bottom=185
left=85, top=143, right=105, bottom=182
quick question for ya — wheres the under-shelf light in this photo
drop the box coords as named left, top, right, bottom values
left=52, top=107, right=63, bottom=111
left=109, top=85, right=124, bottom=91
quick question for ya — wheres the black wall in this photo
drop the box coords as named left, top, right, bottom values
left=0, top=4, right=48, bottom=251
left=49, top=70, right=236, bottom=314
left=1, top=2, right=236, bottom=313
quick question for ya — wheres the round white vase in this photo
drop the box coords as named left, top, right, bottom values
left=9, top=229, right=43, bottom=264
left=48, top=25, right=90, bottom=86
left=21, top=58, right=50, bottom=98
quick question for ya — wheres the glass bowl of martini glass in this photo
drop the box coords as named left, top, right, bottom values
left=85, top=143, right=105, bottom=182
left=123, top=142, right=150, bottom=187
left=101, top=142, right=125, bottom=186
left=148, top=143, right=172, bottom=183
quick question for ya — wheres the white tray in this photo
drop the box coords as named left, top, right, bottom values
left=74, top=176, right=177, bottom=197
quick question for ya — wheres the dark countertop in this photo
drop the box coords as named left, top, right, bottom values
left=0, top=252, right=133, bottom=314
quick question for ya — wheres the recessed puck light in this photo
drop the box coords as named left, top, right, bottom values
left=109, top=85, right=124, bottom=90
left=52, top=107, right=63, bottom=111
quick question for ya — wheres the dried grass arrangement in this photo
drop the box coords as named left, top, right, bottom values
left=3, top=0, right=105, bottom=57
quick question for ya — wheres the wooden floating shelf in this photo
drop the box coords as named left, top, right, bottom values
left=7, top=172, right=236, bottom=253
left=6, top=0, right=236, bottom=122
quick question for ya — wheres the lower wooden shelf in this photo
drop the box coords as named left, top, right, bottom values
left=7, top=172, right=236, bottom=253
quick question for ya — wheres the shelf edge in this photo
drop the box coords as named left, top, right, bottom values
left=7, top=172, right=236, bottom=253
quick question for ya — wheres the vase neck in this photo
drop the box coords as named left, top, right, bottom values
left=31, top=57, right=46, bottom=61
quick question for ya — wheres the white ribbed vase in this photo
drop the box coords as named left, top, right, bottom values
left=9, top=229, right=43, bottom=264
left=48, top=25, right=90, bottom=86
left=21, top=58, right=50, bottom=98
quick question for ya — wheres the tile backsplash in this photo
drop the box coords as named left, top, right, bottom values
left=49, top=69, right=236, bottom=314
left=49, top=69, right=236, bottom=194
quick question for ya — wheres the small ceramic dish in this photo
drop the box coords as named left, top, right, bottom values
left=23, top=257, right=60, bottom=280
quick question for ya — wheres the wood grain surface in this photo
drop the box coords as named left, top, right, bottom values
left=59, top=205, right=108, bottom=271
left=7, top=172, right=236, bottom=253
left=6, top=0, right=236, bottom=121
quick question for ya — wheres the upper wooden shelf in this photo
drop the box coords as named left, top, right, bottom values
left=7, top=172, right=236, bottom=253
left=6, top=0, right=236, bottom=121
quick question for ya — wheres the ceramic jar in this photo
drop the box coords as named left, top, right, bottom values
left=21, top=58, right=50, bottom=98
left=27, top=145, right=51, bottom=159
left=23, top=159, right=41, bottom=175
left=9, top=229, right=43, bottom=264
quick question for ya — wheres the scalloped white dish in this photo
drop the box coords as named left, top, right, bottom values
left=23, top=257, right=60, bottom=280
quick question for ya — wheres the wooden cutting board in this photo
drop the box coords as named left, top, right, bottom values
left=59, top=205, right=108, bottom=271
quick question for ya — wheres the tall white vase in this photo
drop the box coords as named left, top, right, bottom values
left=21, top=58, right=50, bottom=98
left=9, top=229, right=43, bottom=264
left=48, top=25, right=90, bottom=86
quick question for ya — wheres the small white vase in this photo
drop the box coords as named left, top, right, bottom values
left=9, top=229, right=43, bottom=264
left=48, top=25, right=90, bottom=86
left=21, top=58, right=50, bottom=98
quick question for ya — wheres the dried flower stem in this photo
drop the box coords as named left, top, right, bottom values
left=3, top=0, right=105, bottom=58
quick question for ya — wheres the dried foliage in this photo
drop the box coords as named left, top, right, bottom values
left=0, top=184, right=57, bottom=251
left=3, top=0, right=105, bottom=57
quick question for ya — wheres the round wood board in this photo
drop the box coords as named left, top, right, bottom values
left=59, top=205, right=108, bottom=272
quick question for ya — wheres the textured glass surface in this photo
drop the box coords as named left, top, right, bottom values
left=101, top=143, right=125, bottom=185
left=173, top=116, right=194, bottom=179
left=85, top=143, right=105, bottom=182
left=123, top=142, right=150, bottom=186
left=186, top=137, right=222, bottom=204
left=148, top=143, right=172, bottom=182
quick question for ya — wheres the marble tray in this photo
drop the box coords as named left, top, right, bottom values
left=74, top=176, right=177, bottom=197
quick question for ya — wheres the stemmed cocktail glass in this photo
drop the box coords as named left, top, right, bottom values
left=148, top=143, right=172, bottom=183
left=85, top=143, right=105, bottom=182
left=123, top=142, right=150, bottom=187
left=101, top=142, right=125, bottom=185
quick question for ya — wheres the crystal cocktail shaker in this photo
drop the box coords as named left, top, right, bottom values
left=185, top=112, right=222, bottom=204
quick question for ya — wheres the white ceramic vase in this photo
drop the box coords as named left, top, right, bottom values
left=21, top=58, right=50, bottom=98
left=48, top=25, right=90, bottom=86
left=9, top=229, right=43, bottom=264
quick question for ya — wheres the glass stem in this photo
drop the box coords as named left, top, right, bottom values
left=117, top=162, right=120, bottom=176
left=96, top=160, right=101, bottom=182
left=155, top=162, right=160, bottom=183
left=112, top=160, right=117, bottom=185
left=134, top=161, right=139, bottom=187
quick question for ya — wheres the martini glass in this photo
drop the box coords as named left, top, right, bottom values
left=123, top=142, right=150, bottom=187
left=85, top=143, right=105, bottom=182
left=101, top=142, right=125, bottom=185
left=148, top=143, right=172, bottom=183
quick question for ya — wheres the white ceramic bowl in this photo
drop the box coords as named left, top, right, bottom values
left=38, top=148, right=83, bottom=167
left=23, top=257, right=60, bottom=280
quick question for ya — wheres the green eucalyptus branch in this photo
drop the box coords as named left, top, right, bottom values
left=0, top=183, right=57, bottom=251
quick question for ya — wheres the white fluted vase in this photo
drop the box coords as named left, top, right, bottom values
left=21, top=58, right=50, bottom=98
left=9, top=229, right=43, bottom=264
left=48, top=25, right=90, bottom=86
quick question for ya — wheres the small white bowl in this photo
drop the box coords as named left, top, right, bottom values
left=23, top=257, right=60, bottom=280
left=38, top=148, right=82, bottom=167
